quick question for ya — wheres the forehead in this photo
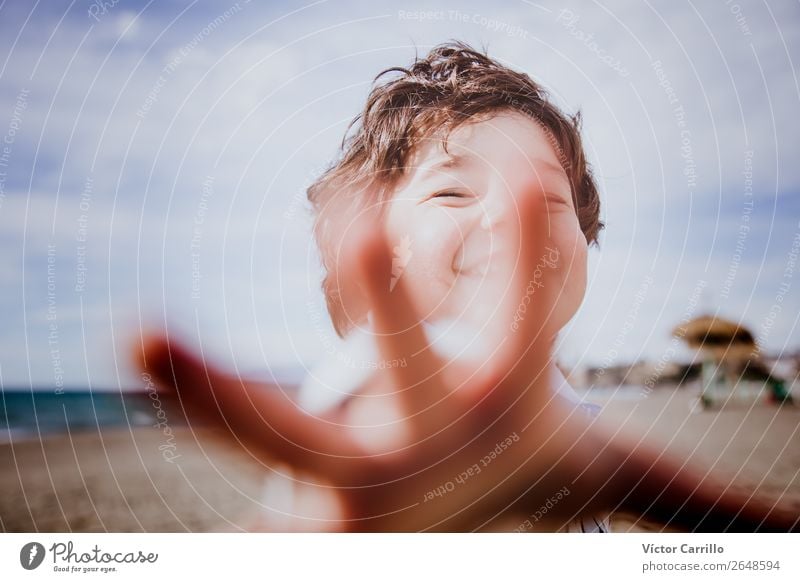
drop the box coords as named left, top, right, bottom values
left=406, top=111, right=569, bottom=185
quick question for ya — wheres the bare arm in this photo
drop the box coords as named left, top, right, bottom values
left=136, top=191, right=798, bottom=532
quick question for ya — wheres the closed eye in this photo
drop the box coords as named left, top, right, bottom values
left=543, top=191, right=573, bottom=210
left=418, top=189, right=475, bottom=207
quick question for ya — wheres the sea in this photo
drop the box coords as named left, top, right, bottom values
left=0, top=370, right=305, bottom=443
left=0, top=389, right=187, bottom=443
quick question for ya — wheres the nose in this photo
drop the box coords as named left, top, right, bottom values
left=479, top=186, right=516, bottom=232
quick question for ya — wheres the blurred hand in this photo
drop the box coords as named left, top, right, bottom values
left=136, top=191, right=798, bottom=532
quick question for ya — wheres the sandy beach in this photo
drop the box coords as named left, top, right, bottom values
left=1, top=389, right=798, bottom=532
left=597, top=388, right=800, bottom=531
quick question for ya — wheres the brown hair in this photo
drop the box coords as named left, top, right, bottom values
left=307, top=41, right=604, bottom=337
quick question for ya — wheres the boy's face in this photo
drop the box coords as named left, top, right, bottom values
left=381, top=111, right=588, bottom=337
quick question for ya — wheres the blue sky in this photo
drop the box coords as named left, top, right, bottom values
left=0, top=0, right=798, bottom=390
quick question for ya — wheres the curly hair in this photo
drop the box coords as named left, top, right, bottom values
left=307, top=41, right=603, bottom=337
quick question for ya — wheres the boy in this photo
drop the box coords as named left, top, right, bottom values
left=140, top=43, right=798, bottom=532
left=294, top=41, right=606, bottom=531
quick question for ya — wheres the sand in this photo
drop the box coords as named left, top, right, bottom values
left=0, top=426, right=266, bottom=532
left=1, top=389, right=798, bottom=532
left=597, top=388, right=800, bottom=532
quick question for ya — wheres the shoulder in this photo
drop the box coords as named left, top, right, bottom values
left=550, top=365, right=602, bottom=418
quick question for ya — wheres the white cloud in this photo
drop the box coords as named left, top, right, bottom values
left=1, top=0, right=798, bottom=388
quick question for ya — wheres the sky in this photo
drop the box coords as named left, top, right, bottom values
left=0, top=0, right=798, bottom=390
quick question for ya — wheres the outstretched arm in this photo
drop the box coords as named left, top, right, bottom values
left=136, top=191, right=798, bottom=532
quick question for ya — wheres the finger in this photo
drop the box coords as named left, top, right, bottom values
left=345, top=223, right=451, bottom=418
left=489, top=188, right=556, bottom=394
left=137, top=335, right=362, bottom=475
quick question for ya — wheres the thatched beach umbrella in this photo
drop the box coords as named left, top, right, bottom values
left=674, top=315, right=754, bottom=407
left=674, top=315, right=756, bottom=361
left=675, top=315, right=791, bottom=406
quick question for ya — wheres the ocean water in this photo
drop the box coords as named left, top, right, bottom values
left=0, top=369, right=304, bottom=443
left=0, top=390, right=187, bottom=443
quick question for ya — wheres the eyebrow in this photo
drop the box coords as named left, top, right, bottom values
left=417, top=153, right=471, bottom=179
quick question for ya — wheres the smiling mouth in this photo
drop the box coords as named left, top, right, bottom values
left=452, top=228, right=521, bottom=278
left=457, top=266, right=484, bottom=277
left=453, top=248, right=501, bottom=278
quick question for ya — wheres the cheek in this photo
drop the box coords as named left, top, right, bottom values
left=387, top=207, right=463, bottom=279
left=384, top=205, right=464, bottom=306
left=548, top=217, right=588, bottom=323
